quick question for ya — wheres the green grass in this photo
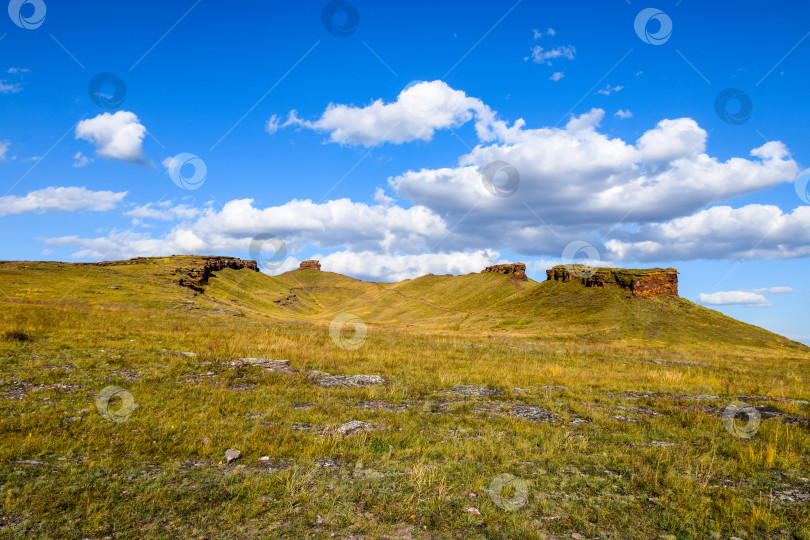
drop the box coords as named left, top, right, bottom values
left=0, top=257, right=808, bottom=539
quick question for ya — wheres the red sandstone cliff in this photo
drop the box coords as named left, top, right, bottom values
left=299, top=260, right=321, bottom=271
left=545, top=265, right=678, bottom=298
left=482, top=263, right=528, bottom=281
left=173, top=257, right=259, bottom=291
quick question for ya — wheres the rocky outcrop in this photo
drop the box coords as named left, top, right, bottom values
left=174, top=257, right=258, bottom=292
left=482, top=263, right=527, bottom=281
left=299, top=260, right=321, bottom=271
left=546, top=265, right=678, bottom=298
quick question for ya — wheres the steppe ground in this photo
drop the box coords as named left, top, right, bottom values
left=0, top=260, right=808, bottom=539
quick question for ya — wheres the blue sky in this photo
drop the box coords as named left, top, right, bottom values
left=1, top=0, right=809, bottom=343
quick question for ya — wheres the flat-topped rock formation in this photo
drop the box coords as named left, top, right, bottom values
left=174, top=257, right=259, bottom=291
left=546, top=264, right=678, bottom=298
left=482, top=263, right=527, bottom=281
left=299, top=260, right=321, bottom=271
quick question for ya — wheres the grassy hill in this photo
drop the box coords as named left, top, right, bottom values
left=0, top=256, right=808, bottom=539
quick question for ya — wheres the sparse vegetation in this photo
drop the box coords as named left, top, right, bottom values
left=0, top=257, right=807, bottom=539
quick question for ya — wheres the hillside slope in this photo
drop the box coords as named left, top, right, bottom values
left=0, top=256, right=804, bottom=354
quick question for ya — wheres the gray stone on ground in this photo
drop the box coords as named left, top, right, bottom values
left=508, top=405, right=557, bottom=422
left=478, top=403, right=557, bottom=422
left=234, top=358, right=294, bottom=373
left=333, top=420, right=374, bottom=436
left=356, top=400, right=408, bottom=412
left=449, top=384, right=502, bottom=397
left=225, top=449, right=241, bottom=463
left=317, top=374, right=384, bottom=388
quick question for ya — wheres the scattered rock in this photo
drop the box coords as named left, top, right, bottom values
left=571, top=533, right=584, bottom=540
left=15, top=460, right=49, bottom=467
left=356, top=400, right=408, bottom=412
left=291, top=423, right=318, bottom=432
left=260, top=456, right=270, bottom=461
left=616, top=391, right=720, bottom=401
left=650, top=441, right=676, bottom=447
left=110, top=369, right=140, bottom=382
left=651, top=358, right=710, bottom=368
left=507, top=404, right=557, bottom=422
left=292, top=403, right=313, bottom=410
left=317, top=374, right=385, bottom=388
left=333, top=420, right=374, bottom=436
left=463, top=506, right=482, bottom=517
left=225, top=449, right=241, bottom=463
left=476, top=402, right=557, bottom=422
left=569, top=418, right=588, bottom=426
left=615, top=405, right=662, bottom=417
left=707, top=404, right=810, bottom=425
left=448, top=384, right=502, bottom=397
left=233, top=358, right=294, bottom=373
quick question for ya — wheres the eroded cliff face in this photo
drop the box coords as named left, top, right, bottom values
left=173, top=257, right=259, bottom=291
left=545, top=265, right=678, bottom=298
left=482, top=263, right=528, bottom=281
left=299, top=260, right=321, bottom=271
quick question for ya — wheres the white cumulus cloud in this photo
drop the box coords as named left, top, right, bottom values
left=315, top=250, right=499, bottom=282
left=0, top=187, right=127, bottom=217
left=606, top=205, right=810, bottom=261
left=697, top=291, right=771, bottom=306
left=277, top=80, right=498, bottom=146
left=41, top=81, right=810, bottom=268
left=75, top=111, right=147, bottom=164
